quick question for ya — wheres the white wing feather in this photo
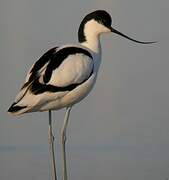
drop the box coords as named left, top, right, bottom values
left=48, top=54, right=93, bottom=87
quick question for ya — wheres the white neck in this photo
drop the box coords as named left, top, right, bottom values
left=81, top=34, right=102, bottom=74
left=81, top=34, right=101, bottom=54
left=79, top=20, right=103, bottom=54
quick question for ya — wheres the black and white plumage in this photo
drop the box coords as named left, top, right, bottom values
left=8, top=45, right=95, bottom=115
left=7, top=10, right=156, bottom=180
left=8, top=10, right=155, bottom=115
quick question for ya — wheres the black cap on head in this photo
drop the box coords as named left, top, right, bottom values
left=89, top=10, right=112, bottom=28
left=78, top=10, right=112, bottom=43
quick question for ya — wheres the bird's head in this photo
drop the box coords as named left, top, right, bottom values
left=78, top=10, right=156, bottom=44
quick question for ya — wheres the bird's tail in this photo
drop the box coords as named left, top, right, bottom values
left=7, top=79, right=37, bottom=116
left=7, top=102, right=29, bottom=116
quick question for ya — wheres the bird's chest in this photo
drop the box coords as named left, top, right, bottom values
left=92, top=52, right=101, bottom=74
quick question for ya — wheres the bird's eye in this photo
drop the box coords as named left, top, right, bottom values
left=102, top=19, right=110, bottom=27
left=97, top=19, right=107, bottom=26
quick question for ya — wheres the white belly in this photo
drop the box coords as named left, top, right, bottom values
left=39, top=73, right=96, bottom=111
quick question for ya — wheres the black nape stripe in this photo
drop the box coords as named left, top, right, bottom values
left=30, top=69, right=93, bottom=95
left=43, top=47, right=93, bottom=83
left=8, top=103, right=27, bottom=113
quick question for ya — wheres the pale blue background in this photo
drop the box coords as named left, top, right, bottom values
left=0, top=0, right=169, bottom=179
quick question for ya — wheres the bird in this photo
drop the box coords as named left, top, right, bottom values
left=8, top=10, right=156, bottom=180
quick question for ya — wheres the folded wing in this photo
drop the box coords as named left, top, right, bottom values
left=8, top=46, right=94, bottom=115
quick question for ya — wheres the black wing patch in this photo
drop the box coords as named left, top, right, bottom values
left=43, top=47, right=93, bottom=83
left=29, top=47, right=58, bottom=80
left=30, top=69, right=93, bottom=95
left=21, top=47, right=58, bottom=89
left=27, top=46, right=93, bottom=95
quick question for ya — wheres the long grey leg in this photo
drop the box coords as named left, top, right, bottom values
left=61, top=107, right=72, bottom=180
left=48, top=110, right=57, bottom=180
